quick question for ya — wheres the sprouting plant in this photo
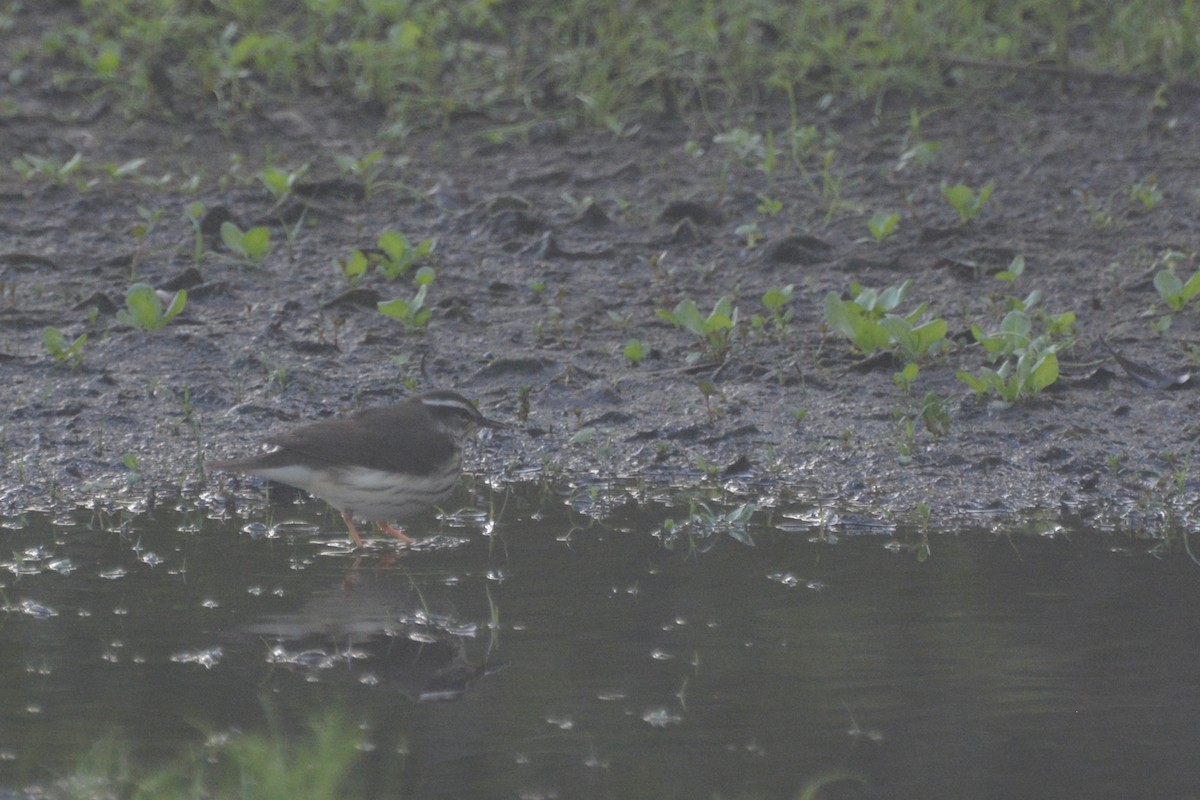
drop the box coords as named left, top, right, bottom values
left=958, top=272, right=1073, bottom=407
left=129, top=205, right=163, bottom=279
left=896, top=109, right=941, bottom=171
left=606, top=311, right=633, bottom=332
left=123, top=453, right=143, bottom=481
left=117, top=283, right=186, bottom=331
left=698, top=378, right=722, bottom=420
left=671, top=498, right=757, bottom=547
left=377, top=266, right=435, bottom=331
left=816, top=149, right=846, bottom=217
left=920, top=391, right=950, bottom=437
left=376, top=231, right=435, bottom=280
left=220, top=221, right=272, bottom=265
left=867, top=211, right=900, bottom=241
left=956, top=337, right=1060, bottom=406
left=1130, top=174, right=1163, bottom=210
left=756, top=194, right=783, bottom=216
left=1072, top=189, right=1114, bottom=229
left=941, top=180, right=994, bottom=223
left=713, top=127, right=765, bottom=163
left=257, top=163, right=309, bottom=208
left=996, top=253, right=1025, bottom=283
left=824, top=280, right=946, bottom=359
left=43, top=327, right=87, bottom=368
left=337, top=249, right=368, bottom=286
left=333, top=150, right=385, bottom=198
left=11, top=152, right=86, bottom=187
left=735, top=221, right=763, bottom=248
left=623, top=339, right=648, bottom=366
left=657, top=296, right=738, bottom=363
left=759, top=130, right=780, bottom=183
left=751, top=285, right=794, bottom=337
left=103, top=157, right=146, bottom=180
left=185, top=202, right=207, bottom=264
left=881, top=315, right=948, bottom=362
left=1153, top=252, right=1200, bottom=311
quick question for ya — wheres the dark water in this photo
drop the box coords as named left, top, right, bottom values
left=2, top=483, right=1199, bottom=799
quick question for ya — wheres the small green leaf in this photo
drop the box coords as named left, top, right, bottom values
left=124, top=283, right=162, bottom=329
left=220, top=221, right=245, bottom=255
left=377, top=297, right=412, bottom=320
left=378, top=231, right=408, bottom=262
left=867, top=211, right=900, bottom=241
left=762, top=285, right=793, bottom=311
left=161, top=290, right=187, bottom=324
left=1027, top=352, right=1059, bottom=393
left=623, top=338, right=647, bottom=365
left=241, top=227, right=271, bottom=260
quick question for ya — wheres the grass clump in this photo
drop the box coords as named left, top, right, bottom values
left=50, top=714, right=364, bottom=800
left=22, top=1, right=1200, bottom=128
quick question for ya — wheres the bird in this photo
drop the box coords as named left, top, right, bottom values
left=210, top=390, right=509, bottom=547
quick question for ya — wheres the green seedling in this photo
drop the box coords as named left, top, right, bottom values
left=920, top=391, right=951, bottom=436
left=333, top=150, right=385, bottom=198
left=760, top=130, right=780, bottom=183
left=657, top=296, right=737, bottom=363
left=824, top=280, right=944, bottom=358
left=377, top=230, right=435, bottom=280
left=220, top=221, right=272, bottom=265
left=338, top=249, right=368, bottom=286
left=881, top=315, right=947, bottom=362
left=996, top=254, right=1025, bottom=283
left=970, top=309, right=1034, bottom=359
left=956, top=339, right=1060, bottom=406
left=756, top=194, right=783, bottom=216
left=752, top=284, right=794, bottom=337
left=1154, top=256, right=1200, bottom=311
left=941, top=180, right=994, bottom=223
left=1073, top=189, right=1115, bottom=229
left=257, top=163, right=309, bottom=207
left=43, top=326, right=87, bottom=367
left=103, top=158, right=146, bottom=179
left=117, top=283, right=186, bottom=331
left=12, top=152, right=88, bottom=188
left=377, top=266, right=435, bottom=331
left=122, top=453, right=142, bottom=481
left=129, top=205, right=163, bottom=279
left=90, top=39, right=121, bottom=76
left=896, top=109, right=942, bottom=171
left=1130, top=174, right=1163, bottom=210
left=893, top=361, right=920, bottom=394
left=185, top=201, right=207, bottom=264
left=735, top=221, right=763, bottom=248
left=623, top=338, right=648, bottom=366
left=960, top=283, right=1071, bottom=405
left=867, top=211, right=900, bottom=241
left=713, top=127, right=765, bottom=163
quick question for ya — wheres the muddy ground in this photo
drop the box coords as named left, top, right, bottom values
left=4, top=68, right=1200, bottom=535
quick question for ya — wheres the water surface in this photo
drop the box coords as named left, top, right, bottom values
left=1, top=484, right=1197, bottom=798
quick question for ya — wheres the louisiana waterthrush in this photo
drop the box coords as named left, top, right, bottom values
left=211, top=390, right=509, bottom=547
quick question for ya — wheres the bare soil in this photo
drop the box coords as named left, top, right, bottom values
left=4, top=67, right=1200, bottom=534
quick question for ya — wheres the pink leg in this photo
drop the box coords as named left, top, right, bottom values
left=340, top=511, right=366, bottom=548
left=374, top=521, right=415, bottom=545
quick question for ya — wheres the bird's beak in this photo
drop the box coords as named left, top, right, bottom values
left=479, top=415, right=511, bottom=431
